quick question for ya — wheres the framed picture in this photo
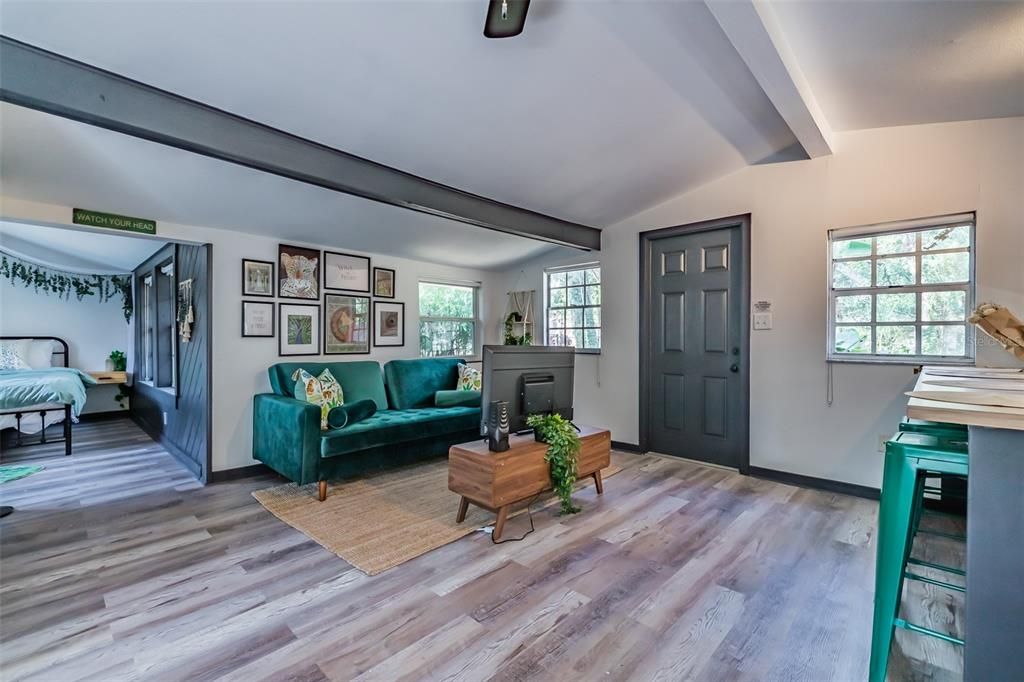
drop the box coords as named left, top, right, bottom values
left=324, top=251, right=370, bottom=293
left=278, top=244, right=320, bottom=299
left=278, top=303, right=321, bottom=356
left=242, top=300, right=275, bottom=337
left=242, top=259, right=274, bottom=297
left=373, top=267, right=396, bottom=298
left=324, top=294, right=371, bottom=354
left=373, top=301, right=405, bottom=347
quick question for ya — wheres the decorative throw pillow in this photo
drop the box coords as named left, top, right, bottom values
left=26, top=340, right=55, bottom=369
left=0, top=340, right=32, bottom=371
left=456, top=363, right=482, bottom=391
left=292, top=368, right=344, bottom=431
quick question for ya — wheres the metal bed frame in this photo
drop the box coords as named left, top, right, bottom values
left=0, top=336, right=73, bottom=456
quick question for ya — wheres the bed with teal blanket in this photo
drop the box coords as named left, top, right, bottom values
left=0, top=337, right=95, bottom=456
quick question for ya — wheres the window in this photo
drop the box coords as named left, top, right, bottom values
left=828, top=214, right=975, bottom=364
left=546, top=264, right=601, bottom=352
left=140, top=274, right=154, bottom=382
left=419, top=281, right=479, bottom=357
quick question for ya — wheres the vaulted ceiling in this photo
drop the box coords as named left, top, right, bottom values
left=0, top=0, right=1020, bottom=269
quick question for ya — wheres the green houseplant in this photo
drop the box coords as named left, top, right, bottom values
left=527, top=413, right=582, bottom=514
left=109, top=350, right=127, bottom=372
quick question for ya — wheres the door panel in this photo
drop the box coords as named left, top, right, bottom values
left=645, top=224, right=746, bottom=468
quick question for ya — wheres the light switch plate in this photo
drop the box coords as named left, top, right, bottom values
left=753, top=312, right=773, bottom=330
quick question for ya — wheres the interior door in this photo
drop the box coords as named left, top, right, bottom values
left=644, top=224, right=747, bottom=468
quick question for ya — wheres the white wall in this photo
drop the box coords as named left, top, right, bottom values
left=500, top=117, right=1024, bottom=489
left=0, top=276, right=131, bottom=414
left=0, top=196, right=504, bottom=470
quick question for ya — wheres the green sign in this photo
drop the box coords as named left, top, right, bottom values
left=73, top=208, right=156, bottom=235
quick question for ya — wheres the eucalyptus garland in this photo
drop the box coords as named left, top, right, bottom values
left=0, top=251, right=133, bottom=323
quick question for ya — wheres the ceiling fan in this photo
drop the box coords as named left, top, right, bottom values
left=484, top=0, right=531, bottom=38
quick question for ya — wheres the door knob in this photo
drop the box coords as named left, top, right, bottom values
left=730, top=364, right=739, bottom=373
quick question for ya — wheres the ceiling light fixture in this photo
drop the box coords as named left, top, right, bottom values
left=484, top=0, right=531, bottom=39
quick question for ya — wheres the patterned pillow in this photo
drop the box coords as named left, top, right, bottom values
left=456, top=364, right=482, bottom=392
left=0, top=340, right=32, bottom=370
left=292, top=368, right=345, bottom=431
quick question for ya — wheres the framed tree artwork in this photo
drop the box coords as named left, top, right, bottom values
left=242, top=300, right=275, bottom=337
left=242, top=259, right=274, bottom=297
left=373, top=301, right=405, bottom=347
left=324, top=294, right=371, bottom=354
left=278, top=244, right=320, bottom=299
left=373, top=267, right=396, bottom=298
left=324, top=251, right=370, bottom=293
left=278, top=303, right=321, bottom=356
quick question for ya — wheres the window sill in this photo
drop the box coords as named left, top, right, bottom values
left=827, top=356, right=975, bottom=367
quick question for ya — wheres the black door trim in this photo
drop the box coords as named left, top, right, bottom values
left=638, top=214, right=751, bottom=473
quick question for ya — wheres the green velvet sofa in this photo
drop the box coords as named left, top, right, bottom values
left=252, top=358, right=481, bottom=500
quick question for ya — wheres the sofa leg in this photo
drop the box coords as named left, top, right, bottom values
left=318, top=480, right=327, bottom=502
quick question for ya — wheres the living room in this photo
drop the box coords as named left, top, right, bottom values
left=1, top=1, right=1022, bottom=680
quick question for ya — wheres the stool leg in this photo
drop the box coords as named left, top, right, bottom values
left=870, top=453, right=919, bottom=682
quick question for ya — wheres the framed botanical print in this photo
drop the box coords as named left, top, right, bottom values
left=241, top=300, right=275, bottom=337
left=278, top=303, right=321, bottom=356
left=278, top=244, right=320, bottom=299
left=373, top=301, right=405, bottom=347
left=242, top=259, right=274, bottom=297
left=324, top=294, right=371, bottom=354
left=373, top=267, right=396, bottom=298
left=324, top=251, right=370, bottom=293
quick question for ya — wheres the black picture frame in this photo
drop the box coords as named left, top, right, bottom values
left=323, top=251, right=371, bottom=293
left=324, top=294, right=372, bottom=355
left=373, top=301, right=406, bottom=347
left=373, top=266, right=396, bottom=299
left=278, top=303, right=321, bottom=356
left=241, top=258, right=275, bottom=297
left=278, top=244, right=321, bottom=300
left=241, top=300, right=275, bottom=338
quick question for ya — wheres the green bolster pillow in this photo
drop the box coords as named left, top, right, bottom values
left=326, top=398, right=378, bottom=429
left=435, top=390, right=482, bottom=408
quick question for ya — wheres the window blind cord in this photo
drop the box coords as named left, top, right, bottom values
left=826, top=362, right=835, bottom=407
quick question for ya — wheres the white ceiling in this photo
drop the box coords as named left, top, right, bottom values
left=0, top=219, right=166, bottom=273
left=771, top=0, right=1024, bottom=131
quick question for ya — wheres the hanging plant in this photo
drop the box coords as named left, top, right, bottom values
left=0, top=251, right=133, bottom=323
left=527, top=413, right=582, bottom=515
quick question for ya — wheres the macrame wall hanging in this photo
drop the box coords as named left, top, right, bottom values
left=504, top=289, right=535, bottom=345
left=0, top=249, right=133, bottom=323
left=177, top=278, right=195, bottom=343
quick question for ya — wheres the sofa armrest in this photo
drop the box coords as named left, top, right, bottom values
left=253, top=393, right=321, bottom=485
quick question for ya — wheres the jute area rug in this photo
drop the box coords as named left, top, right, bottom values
left=252, top=458, right=620, bottom=575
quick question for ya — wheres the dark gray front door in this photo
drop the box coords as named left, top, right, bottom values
left=644, top=223, right=747, bottom=468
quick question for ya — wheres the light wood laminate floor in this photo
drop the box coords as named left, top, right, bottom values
left=0, top=418, right=964, bottom=681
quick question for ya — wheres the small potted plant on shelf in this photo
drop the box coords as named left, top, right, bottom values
left=527, top=413, right=582, bottom=515
left=109, top=350, right=127, bottom=372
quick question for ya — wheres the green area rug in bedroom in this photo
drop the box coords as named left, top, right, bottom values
left=0, top=465, right=44, bottom=484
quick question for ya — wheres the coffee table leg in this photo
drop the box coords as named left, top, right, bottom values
left=593, top=469, right=604, bottom=494
left=493, top=505, right=510, bottom=541
left=456, top=496, right=469, bottom=523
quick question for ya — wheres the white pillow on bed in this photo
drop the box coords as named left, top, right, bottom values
left=26, top=340, right=56, bottom=369
left=0, top=340, right=32, bottom=370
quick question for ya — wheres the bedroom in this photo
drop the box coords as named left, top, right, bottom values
left=0, top=220, right=212, bottom=504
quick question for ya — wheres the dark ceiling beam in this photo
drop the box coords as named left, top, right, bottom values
left=0, top=36, right=601, bottom=251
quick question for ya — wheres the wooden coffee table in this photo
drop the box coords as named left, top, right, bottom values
left=448, top=425, right=611, bottom=541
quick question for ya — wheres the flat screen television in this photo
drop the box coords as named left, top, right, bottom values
left=481, top=345, right=575, bottom=435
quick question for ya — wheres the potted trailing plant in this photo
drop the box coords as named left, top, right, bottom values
left=109, top=350, right=127, bottom=372
left=527, top=413, right=582, bottom=515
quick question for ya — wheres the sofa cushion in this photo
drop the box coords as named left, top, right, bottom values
left=268, top=361, right=388, bottom=410
left=384, top=358, right=464, bottom=410
left=320, top=406, right=480, bottom=456
left=326, top=398, right=378, bottom=430
left=435, top=389, right=482, bottom=408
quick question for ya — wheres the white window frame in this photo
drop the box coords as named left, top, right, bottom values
left=140, top=274, right=154, bottom=385
left=827, top=212, right=976, bottom=365
left=544, top=262, right=601, bottom=353
left=418, top=279, right=480, bottom=359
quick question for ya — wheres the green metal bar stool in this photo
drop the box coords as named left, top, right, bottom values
left=900, top=417, right=968, bottom=515
left=870, top=431, right=968, bottom=682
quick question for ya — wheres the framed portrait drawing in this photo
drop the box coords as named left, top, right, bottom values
left=373, top=267, right=396, bottom=298
left=242, top=259, right=274, bottom=297
left=278, top=303, right=321, bottom=356
left=278, top=244, right=320, bottom=299
left=324, top=294, right=370, bottom=355
left=373, top=301, right=405, bottom=347
left=241, top=300, right=275, bottom=337
left=324, top=251, right=370, bottom=293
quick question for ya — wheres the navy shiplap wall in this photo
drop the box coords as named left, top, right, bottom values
left=132, top=243, right=211, bottom=481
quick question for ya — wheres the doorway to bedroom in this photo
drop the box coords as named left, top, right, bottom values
left=0, top=220, right=213, bottom=489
